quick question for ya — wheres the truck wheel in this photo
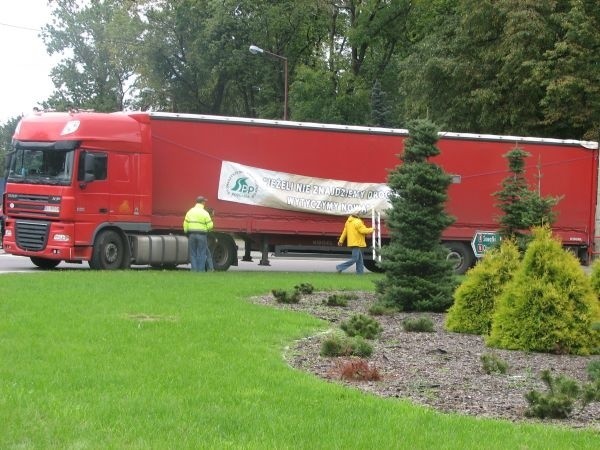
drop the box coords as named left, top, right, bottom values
left=90, top=230, right=128, bottom=270
left=30, top=257, right=60, bottom=270
left=364, top=259, right=383, bottom=273
left=211, top=233, right=237, bottom=271
left=444, top=242, right=475, bottom=275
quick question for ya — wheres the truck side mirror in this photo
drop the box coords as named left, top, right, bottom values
left=78, top=152, right=96, bottom=188
left=83, top=152, right=96, bottom=182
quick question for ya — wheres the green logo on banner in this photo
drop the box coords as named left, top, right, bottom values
left=226, top=171, right=258, bottom=199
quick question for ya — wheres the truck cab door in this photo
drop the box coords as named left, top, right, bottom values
left=107, top=153, right=138, bottom=221
left=75, top=151, right=109, bottom=245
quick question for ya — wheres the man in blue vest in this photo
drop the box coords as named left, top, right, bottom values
left=183, top=196, right=214, bottom=272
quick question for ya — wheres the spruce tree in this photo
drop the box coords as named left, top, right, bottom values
left=376, top=119, right=456, bottom=312
left=370, top=80, right=391, bottom=127
left=494, top=147, right=559, bottom=249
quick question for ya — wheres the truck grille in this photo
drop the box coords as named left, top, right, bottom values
left=15, top=221, right=50, bottom=251
left=6, top=193, right=61, bottom=217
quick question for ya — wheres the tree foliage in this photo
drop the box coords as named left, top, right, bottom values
left=445, top=239, right=520, bottom=335
left=41, top=0, right=143, bottom=112
left=487, top=227, right=600, bottom=355
left=494, top=147, right=560, bottom=249
left=376, top=119, right=456, bottom=312
left=33, top=0, right=600, bottom=139
left=0, top=116, right=21, bottom=176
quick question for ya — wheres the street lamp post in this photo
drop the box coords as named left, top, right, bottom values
left=249, top=45, right=288, bottom=120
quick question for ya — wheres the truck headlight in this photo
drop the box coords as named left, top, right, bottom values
left=53, top=234, right=70, bottom=242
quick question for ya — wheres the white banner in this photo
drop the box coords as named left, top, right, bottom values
left=218, top=161, right=392, bottom=217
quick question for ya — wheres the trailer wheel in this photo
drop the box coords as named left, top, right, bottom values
left=30, top=257, right=60, bottom=270
left=444, top=242, right=475, bottom=275
left=211, top=233, right=237, bottom=271
left=364, top=259, right=383, bottom=273
left=90, top=229, right=128, bottom=270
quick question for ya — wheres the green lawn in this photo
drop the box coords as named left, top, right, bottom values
left=1, top=271, right=598, bottom=449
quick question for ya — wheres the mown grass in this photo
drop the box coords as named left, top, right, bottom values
left=0, top=270, right=598, bottom=449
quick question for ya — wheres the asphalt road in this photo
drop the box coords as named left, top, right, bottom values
left=0, top=248, right=345, bottom=274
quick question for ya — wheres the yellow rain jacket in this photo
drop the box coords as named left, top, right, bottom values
left=183, top=203, right=214, bottom=233
left=338, top=215, right=373, bottom=248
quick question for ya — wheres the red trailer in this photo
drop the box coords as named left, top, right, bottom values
left=2, top=111, right=598, bottom=273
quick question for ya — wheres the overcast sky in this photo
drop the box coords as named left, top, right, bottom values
left=0, top=1, right=59, bottom=124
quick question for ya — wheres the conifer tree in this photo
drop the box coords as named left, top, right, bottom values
left=370, top=80, right=392, bottom=127
left=487, top=227, right=600, bottom=355
left=494, top=147, right=559, bottom=249
left=376, top=119, right=456, bottom=312
left=445, top=239, right=520, bottom=335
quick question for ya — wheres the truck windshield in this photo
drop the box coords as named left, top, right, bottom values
left=7, top=147, right=74, bottom=186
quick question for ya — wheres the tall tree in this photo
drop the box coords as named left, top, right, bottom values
left=397, top=0, right=596, bottom=137
left=376, top=119, right=456, bottom=312
left=134, top=0, right=326, bottom=118
left=370, top=79, right=391, bottom=126
left=535, top=0, right=600, bottom=140
left=41, top=0, right=143, bottom=112
left=291, top=0, right=411, bottom=125
left=0, top=116, right=21, bottom=176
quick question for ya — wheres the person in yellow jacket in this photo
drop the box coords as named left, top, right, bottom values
left=336, top=214, right=374, bottom=274
left=183, top=196, right=214, bottom=272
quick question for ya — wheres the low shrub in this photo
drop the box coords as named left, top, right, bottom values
left=480, top=353, right=508, bottom=375
left=587, top=359, right=600, bottom=382
left=341, top=314, right=382, bottom=339
left=323, top=294, right=348, bottom=307
left=525, top=370, right=580, bottom=419
left=402, top=316, right=434, bottom=332
left=336, top=358, right=381, bottom=381
left=368, top=302, right=397, bottom=316
left=323, top=293, right=357, bottom=307
left=294, top=283, right=315, bottom=295
left=320, top=334, right=373, bottom=358
left=271, top=289, right=300, bottom=304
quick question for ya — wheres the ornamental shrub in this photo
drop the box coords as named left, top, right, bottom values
left=323, top=293, right=357, bottom=307
left=402, top=316, right=435, bottom=332
left=487, top=227, right=600, bottom=355
left=271, top=289, right=300, bottom=304
left=340, top=314, right=383, bottom=339
left=590, top=260, right=600, bottom=299
left=445, top=239, right=520, bottom=335
left=525, top=370, right=580, bottom=419
left=480, top=353, right=509, bottom=375
left=320, top=333, right=373, bottom=358
left=337, top=358, right=382, bottom=381
left=294, top=283, right=314, bottom=295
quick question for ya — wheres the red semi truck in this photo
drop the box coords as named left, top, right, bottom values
left=2, top=111, right=598, bottom=273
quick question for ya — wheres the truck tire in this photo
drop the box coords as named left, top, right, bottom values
left=211, top=233, right=237, bottom=271
left=364, top=259, right=383, bottom=273
left=444, top=242, right=475, bottom=275
left=30, top=257, right=60, bottom=270
left=90, top=229, right=129, bottom=270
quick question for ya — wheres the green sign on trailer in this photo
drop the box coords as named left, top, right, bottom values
left=471, top=231, right=501, bottom=258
